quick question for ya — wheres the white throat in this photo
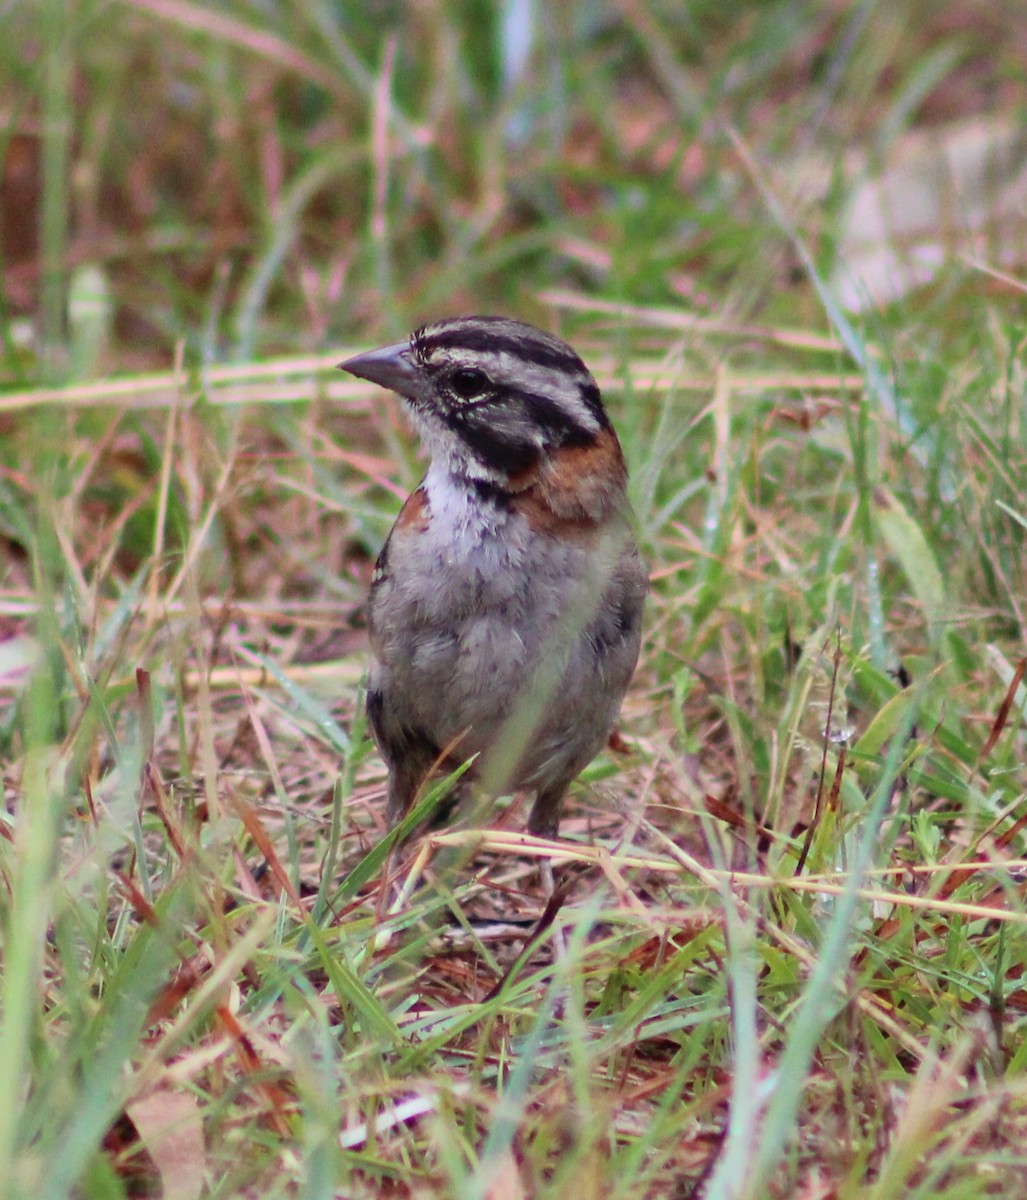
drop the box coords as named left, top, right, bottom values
left=423, top=460, right=508, bottom=541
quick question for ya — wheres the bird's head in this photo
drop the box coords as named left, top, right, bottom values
left=340, top=316, right=616, bottom=488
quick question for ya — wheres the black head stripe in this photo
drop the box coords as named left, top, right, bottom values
left=421, top=330, right=587, bottom=376
left=499, top=386, right=600, bottom=445
left=414, top=317, right=591, bottom=378
left=578, top=380, right=611, bottom=429
left=456, top=421, right=541, bottom=475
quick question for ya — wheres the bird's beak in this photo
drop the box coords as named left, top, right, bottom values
left=338, top=341, right=421, bottom=398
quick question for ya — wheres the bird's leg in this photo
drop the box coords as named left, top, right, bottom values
left=527, top=783, right=566, bottom=842
left=528, top=782, right=569, bottom=903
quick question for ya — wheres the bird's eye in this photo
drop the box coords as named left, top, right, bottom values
left=449, top=367, right=490, bottom=400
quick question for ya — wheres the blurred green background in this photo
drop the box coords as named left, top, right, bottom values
left=5, top=0, right=1026, bottom=378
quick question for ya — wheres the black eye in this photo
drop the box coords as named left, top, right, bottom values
left=449, top=367, right=490, bottom=399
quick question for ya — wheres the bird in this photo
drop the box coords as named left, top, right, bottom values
left=340, top=315, right=646, bottom=841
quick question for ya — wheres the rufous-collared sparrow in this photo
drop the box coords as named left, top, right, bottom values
left=340, top=316, right=646, bottom=839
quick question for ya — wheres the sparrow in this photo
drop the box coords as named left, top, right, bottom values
left=340, top=316, right=646, bottom=840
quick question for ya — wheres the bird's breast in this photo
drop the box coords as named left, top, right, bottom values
left=371, top=470, right=618, bottom=633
